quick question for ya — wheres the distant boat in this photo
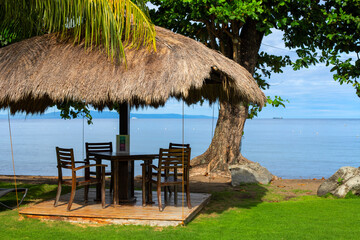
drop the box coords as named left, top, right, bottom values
left=131, top=117, right=138, bottom=119
left=273, top=117, right=283, bottom=119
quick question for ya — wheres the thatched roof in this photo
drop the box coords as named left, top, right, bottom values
left=0, top=26, right=266, bottom=114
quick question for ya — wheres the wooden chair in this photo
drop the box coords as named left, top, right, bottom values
left=141, top=143, right=191, bottom=206
left=166, top=143, right=191, bottom=197
left=85, top=142, right=113, bottom=193
left=143, top=148, right=191, bottom=211
left=0, top=188, right=28, bottom=209
left=169, top=143, right=190, bottom=149
left=54, top=147, right=107, bottom=211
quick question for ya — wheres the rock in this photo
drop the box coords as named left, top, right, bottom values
left=317, top=166, right=360, bottom=198
left=229, top=162, right=273, bottom=186
left=272, top=175, right=281, bottom=181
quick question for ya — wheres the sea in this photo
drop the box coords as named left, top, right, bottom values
left=1, top=118, right=359, bottom=179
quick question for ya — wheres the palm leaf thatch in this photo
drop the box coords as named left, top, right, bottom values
left=0, top=26, right=266, bottom=114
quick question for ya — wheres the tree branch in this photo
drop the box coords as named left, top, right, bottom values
left=203, top=16, right=221, bottom=40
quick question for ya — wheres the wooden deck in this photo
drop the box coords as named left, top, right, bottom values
left=19, top=189, right=211, bottom=226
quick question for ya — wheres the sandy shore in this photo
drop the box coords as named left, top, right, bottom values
left=0, top=175, right=325, bottom=195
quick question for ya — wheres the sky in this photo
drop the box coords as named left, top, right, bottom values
left=1, top=29, right=359, bottom=119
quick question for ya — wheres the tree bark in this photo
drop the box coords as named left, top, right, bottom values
left=191, top=19, right=264, bottom=175
left=191, top=102, right=252, bottom=173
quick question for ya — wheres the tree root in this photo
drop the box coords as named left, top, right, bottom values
left=191, top=153, right=254, bottom=176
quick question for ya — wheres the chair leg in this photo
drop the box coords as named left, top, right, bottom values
left=157, top=185, right=162, bottom=212
left=142, top=164, right=146, bottom=206
left=110, top=162, right=113, bottom=194
left=110, top=176, right=113, bottom=195
left=84, top=165, right=89, bottom=204
left=101, top=166, right=106, bottom=209
left=84, top=185, right=89, bottom=204
left=186, top=183, right=191, bottom=209
left=167, top=186, right=172, bottom=197
left=17, top=188, right=28, bottom=207
left=149, top=182, right=153, bottom=203
left=67, top=183, right=76, bottom=211
left=174, top=185, right=178, bottom=205
left=0, top=202, right=13, bottom=210
left=164, top=184, right=168, bottom=204
left=165, top=170, right=172, bottom=197
left=54, top=182, right=62, bottom=207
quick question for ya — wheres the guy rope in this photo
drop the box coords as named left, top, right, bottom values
left=7, top=108, right=20, bottom=212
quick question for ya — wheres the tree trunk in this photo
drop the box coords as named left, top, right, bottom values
left=191, top=19, right=264, bottom=175
left=191, top=102, right=252, bottom=173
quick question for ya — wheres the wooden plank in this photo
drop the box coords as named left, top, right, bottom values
left=19, top=189, right=210, bottom=226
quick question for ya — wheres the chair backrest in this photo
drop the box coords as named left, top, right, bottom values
left=158, top=148, right=191, bottom=172
left=169, top=143, right=190, bottom=149
left=56, top=147, right=75, bottom=169
left=85, top=142, right=112, bottom=162
left=169, top=143, right=191, bottom=168
left=56, top=147, right=75, bottom=180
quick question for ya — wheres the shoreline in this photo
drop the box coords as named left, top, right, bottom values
left=0, top=175, right=325, bottom=194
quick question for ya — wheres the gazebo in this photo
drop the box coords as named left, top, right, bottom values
left=0, top=26, right=266, bottom=225
left=0, top=26, right=265, bottom=112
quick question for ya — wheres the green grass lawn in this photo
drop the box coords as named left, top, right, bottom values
left=1, top=181, right=359, bottom=240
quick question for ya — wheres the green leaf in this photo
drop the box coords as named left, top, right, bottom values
left=0, top=0, right=157, bottom=64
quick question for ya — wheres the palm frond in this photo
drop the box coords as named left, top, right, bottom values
left=0, top=0, right=156, bottom=62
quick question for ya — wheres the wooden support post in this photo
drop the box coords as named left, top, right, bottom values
left=117, top=103, right=135, bottom=203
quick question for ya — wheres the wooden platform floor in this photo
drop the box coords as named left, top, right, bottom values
left=20, top=189, right=211, bottom=226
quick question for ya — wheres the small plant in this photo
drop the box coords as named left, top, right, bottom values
left=345, top=191, right=360, bottom=199
left=337, top=177, right=344, bottom=185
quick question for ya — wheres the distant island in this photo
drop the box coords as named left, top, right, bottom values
left=0, top=111, right=214, bottom=120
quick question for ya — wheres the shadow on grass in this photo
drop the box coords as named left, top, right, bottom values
left=202, top=183, right=268, bottom=214
left=134, top=178, right=269, bottom=215
left=0, top=181, right=71, bottom=212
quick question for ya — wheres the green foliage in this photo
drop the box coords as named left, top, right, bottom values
left=0, top=0, right=156, bottom=63
left=321, top=192, right=337, bottom=199
left=255, top=53, right=292, bottom=90
left=337, top=177, right=344, bottom=185
left=54, top=101, right=93, bottom=124
left=248, top=96, right=289, bottom=119
left=0, top=28, right=16, bottom=46
left=0, top=0, right=42, bottom=47
left=281, top=0, right=360, bottom=96
left=150, top=0, right=360, bottom=117
left=205, top=0, right=264, bottom=23
left=53, top=101, right=125, bottom=124
left=149, top=0, right=296, bottom=116
left=345, top=191, right=360, bottom=199
left=267, top=96, right=288, bottom=108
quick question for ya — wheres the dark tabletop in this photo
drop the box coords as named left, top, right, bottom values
left=90, top=152, right=158, bottom=161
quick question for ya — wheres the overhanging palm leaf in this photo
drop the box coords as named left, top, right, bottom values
left=0, top=0, right=156, bottom=63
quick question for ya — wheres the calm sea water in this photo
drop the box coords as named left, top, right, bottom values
left=0, top=118, right=359, bottom=179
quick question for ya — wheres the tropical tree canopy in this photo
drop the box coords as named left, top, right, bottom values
left=149, top=0, right=360, bottom=173
left=0, top=0, right=156, bottom=63
left=150, top=0, right=360, bottom=100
